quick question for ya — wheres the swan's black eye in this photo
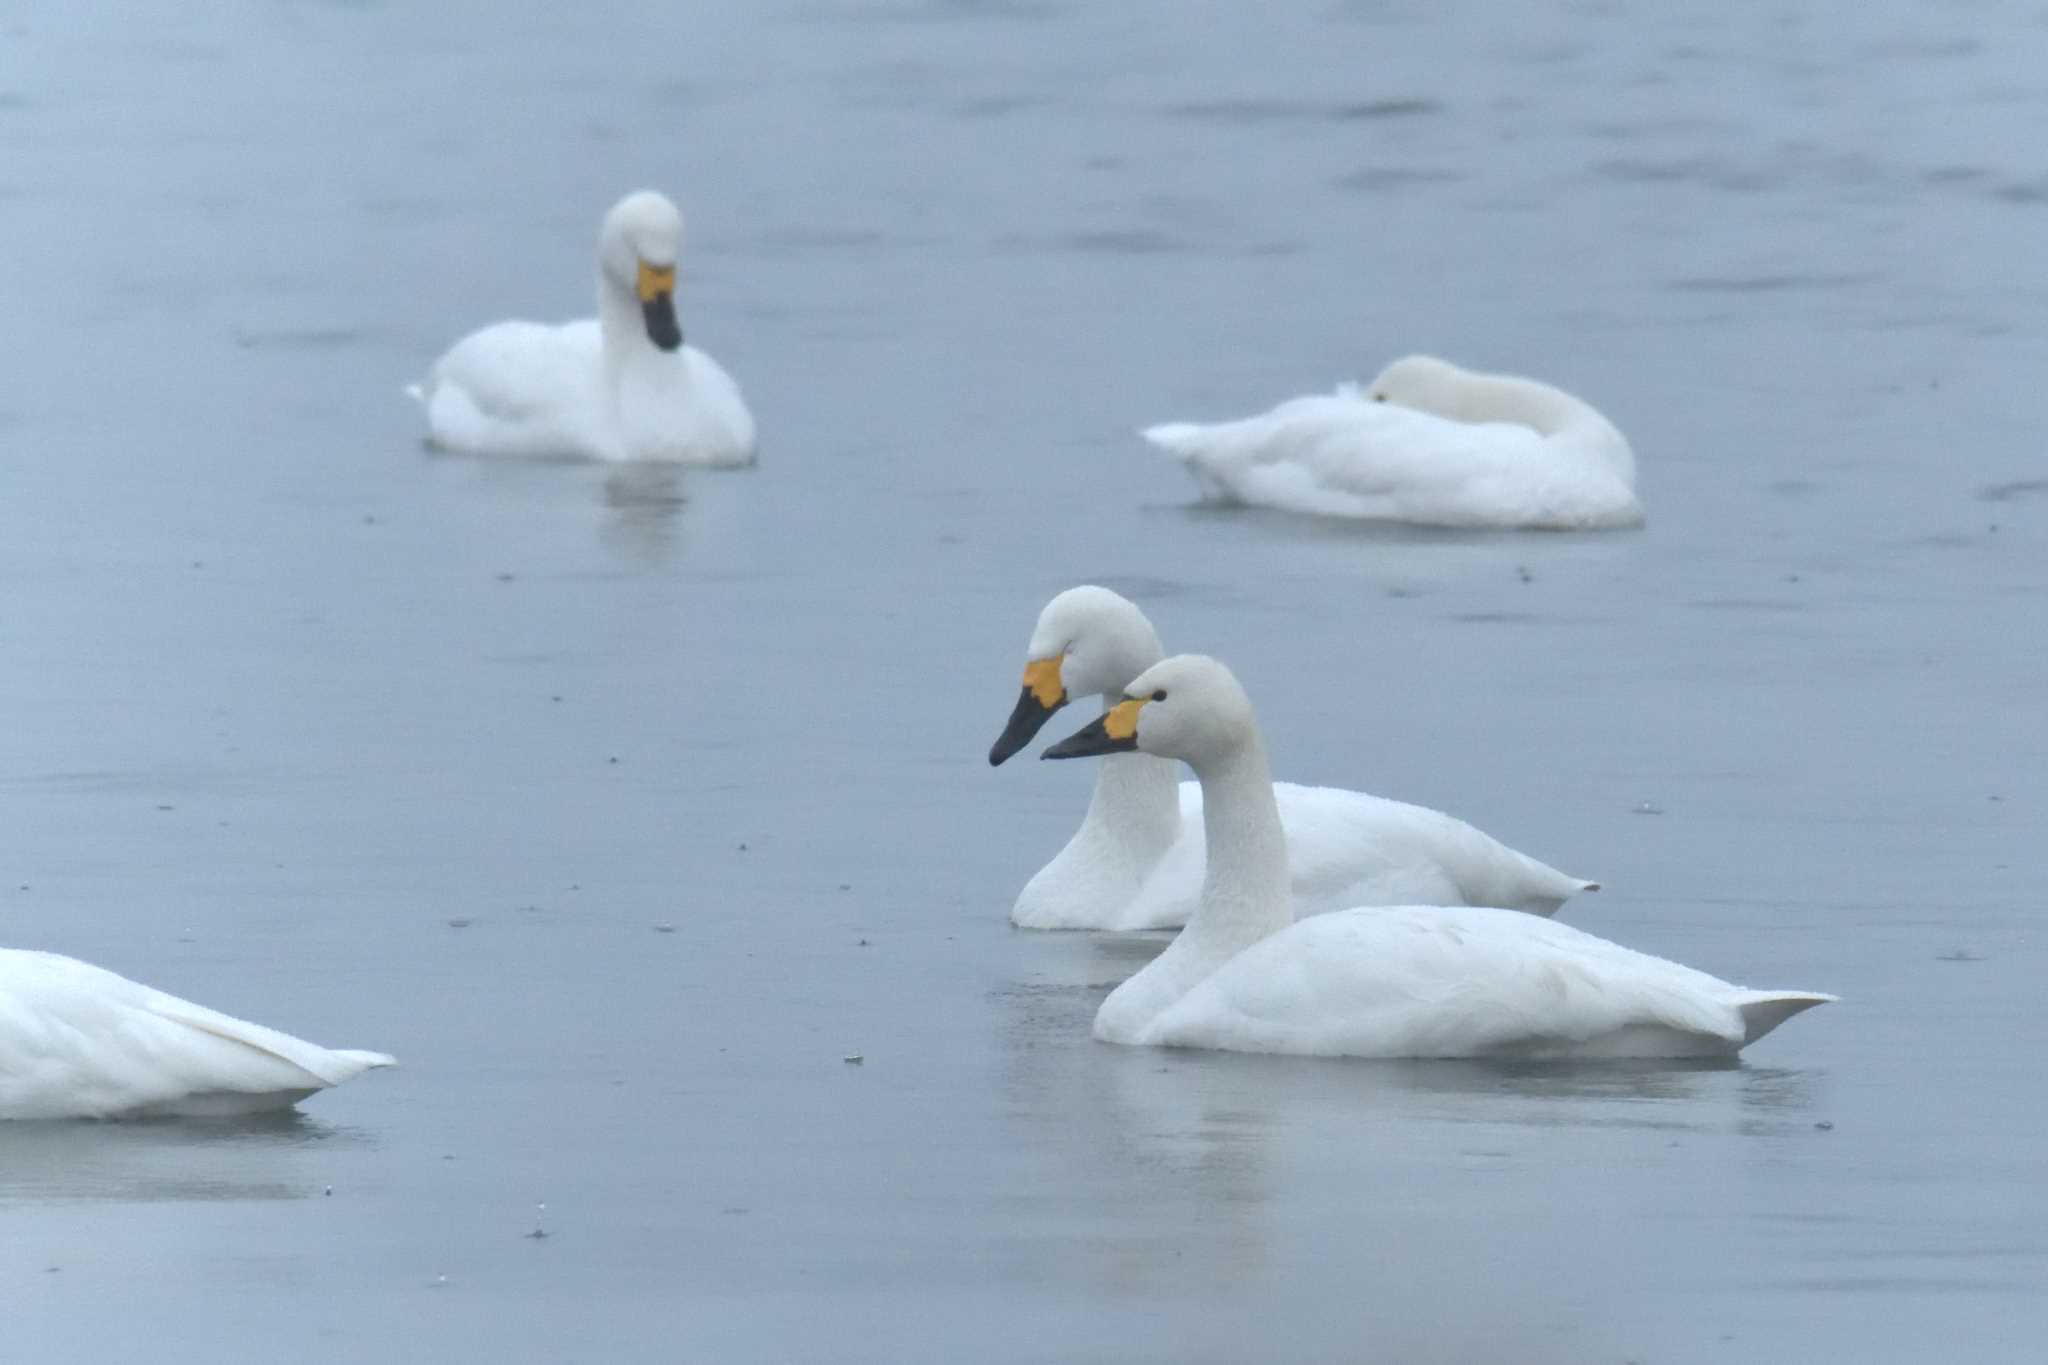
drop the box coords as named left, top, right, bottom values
left=1150, top=689, right=1167, bottom=702
left=1371, top=392, right=1387, bottom=403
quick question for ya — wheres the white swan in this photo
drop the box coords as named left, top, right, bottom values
left=1041, top=655, right=1831, bottom=1057
left=1143, top=355, right=1641, bottom=530
left=410, top=190, right=756, bottom=466
left=1, top=949, right=394, bottom=1119
left=988, top=586, right=1595, bottom=930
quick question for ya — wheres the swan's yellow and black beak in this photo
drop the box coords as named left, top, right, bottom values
left=988, top=656, right=1067, bottom=766
left=1042, top=697, right=1145, bottom=761
left=637, top=261, right=683, bottom=352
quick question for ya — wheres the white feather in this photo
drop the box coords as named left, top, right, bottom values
left=1, top=949, right=394, bottom=1120
left=1144, top=356, right=1641, bottom=530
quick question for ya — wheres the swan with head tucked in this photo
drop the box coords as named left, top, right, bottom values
left=988, top=587, right=1596, bottom=930
left=410, top=189, right=756, bottom=466
left=1041, top=656, right=1831, bottom=1057
left=1, top=949, right=394, bottom=1119
left=1143, top=355, right=1640, bottom=530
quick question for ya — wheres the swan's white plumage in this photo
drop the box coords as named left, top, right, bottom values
left=411, top=189, right=756, bottom=466
left=1018, top=778, right=1593, bottom=931
left=1128, top=906, right=1830, bottom=1058
left=1144, top=356, right=1641, bottom=530
left=1, top=949, right=394, bottom=1120
left=997, top=587, right=1593, bottom=930
left=1050, top=655, right=1829, bottom=1059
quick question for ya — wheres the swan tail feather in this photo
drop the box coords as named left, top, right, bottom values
left=1509, top=856, right=1602, bottom=917
left=1736, top=992, right=1836, bottom=1045
left=1141, top=422, right=1207, bottom=458
left=145, top=992, right=396, bottom=1088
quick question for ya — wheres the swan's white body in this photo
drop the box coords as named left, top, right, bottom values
left=993, top=587, right=1593, bottom=931
left=1144, top=356, right=1641, bottom=530
left=1017, top=770, right=1591, bottom=931
left=411, top=190, right=756, bottom=466
left=1047, top=656, right=1830, bottom=1059
left=0, top=949, right=394, bottom=1120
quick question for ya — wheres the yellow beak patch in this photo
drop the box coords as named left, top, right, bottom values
left=1022, top=656, right=1065, bottom=709
left=636, top=261, right=676, bottom=304
left=1103, top=696, right=1146, bottom=741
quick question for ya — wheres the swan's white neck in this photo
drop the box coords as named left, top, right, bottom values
left=1179, top=730, right=1291, bottom=955
left=596, top=273, right=650, bottom=381
left=1074, top=695, right=1182, bottom=863
left=1450, top=373, right=1635, bottom=486
left=1092, top=723, right=1288, bottom=1040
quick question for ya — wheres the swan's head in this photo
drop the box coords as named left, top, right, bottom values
left=1041, top=654, right=1254, bottom=768
left=987, top=586, right=1166, bottom=766
left=599, top=190, right=685, bottom=352
left=1364, top=354, right=1466, bottom=411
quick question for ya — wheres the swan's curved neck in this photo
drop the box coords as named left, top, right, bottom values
left=596, top=273, right=644, bottom=378
left=1454, top=374, right=1587, bottom=437
left=1181, top=730, right=1290, bottom=953
left=1454, top=374, right=1635, bottom=484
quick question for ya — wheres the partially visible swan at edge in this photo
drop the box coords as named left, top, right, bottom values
left=1042, top=655, right=1832, bottom=1058
left=409, top=189, right=756, bottom=466
left=988, top=586, right=1596, bottom=931
left=1, top=949, right=394, bottom=1120
left=1143, top=354, right=1641, bottom=530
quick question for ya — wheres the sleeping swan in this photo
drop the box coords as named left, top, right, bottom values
left=410, top=189, right=756, bottom=466
left=988, top=586, right=1595, bottom=930
left=1042, top=655, right=1831, bottom=1058
left=1144, top=355, right=1641, bottom=530
left=1, top=949, right=394, bottom=1119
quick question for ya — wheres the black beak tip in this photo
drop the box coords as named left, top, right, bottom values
left=989, top=688, right=1060, bottom=769
left=1040, top=715, right=1132, bottom=761
left=643, top=296, right=684, bottom=352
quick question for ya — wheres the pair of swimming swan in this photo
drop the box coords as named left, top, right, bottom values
left=988, top=587, right=1596, bottom=930
left=991, top=588, right=1829, bottom=1058
left=411, top=190, right=757, bottom=467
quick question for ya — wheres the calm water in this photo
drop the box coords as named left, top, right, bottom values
left=2, top=2, right=2044, bottom=1360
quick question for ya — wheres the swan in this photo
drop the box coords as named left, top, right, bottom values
left=410, top=189, right=756, bottom=466
left=988, top=586, right=1596, bottom=930
left=1, top=949, right=394, bottom=1119
left=1041, top=655, right=1831, bottom=1057
left=1143, top=355, right=1641, bottom=530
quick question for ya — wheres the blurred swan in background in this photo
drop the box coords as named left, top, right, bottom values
left=1144, top=355, right=1640, bottom=529
left=411, top=189, right=756, bottom=466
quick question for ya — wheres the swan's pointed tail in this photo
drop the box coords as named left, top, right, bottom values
left=1511, top=857, right=1601, bottom=918
left=323, top=1049, right=397, bottom=1084
left=1141, top=422, right=1207, bottom=460
left=1737, top=992, right=1835, bottom=1046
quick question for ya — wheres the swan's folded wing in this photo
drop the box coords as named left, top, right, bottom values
left=425, top=319, right=602, bottom=434
left=1266, top=783, right=1463, bottom=910
left=1142, top=908, right=1747, bottom=1057
left=2, top=951, right=391, bottom=1118
left=136, top=986, right=393, bottom=1087
left=1146, top=390, right=1564, bottom=525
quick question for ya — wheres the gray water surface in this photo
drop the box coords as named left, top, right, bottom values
left=2, top=2, right=2044, bottom=1361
